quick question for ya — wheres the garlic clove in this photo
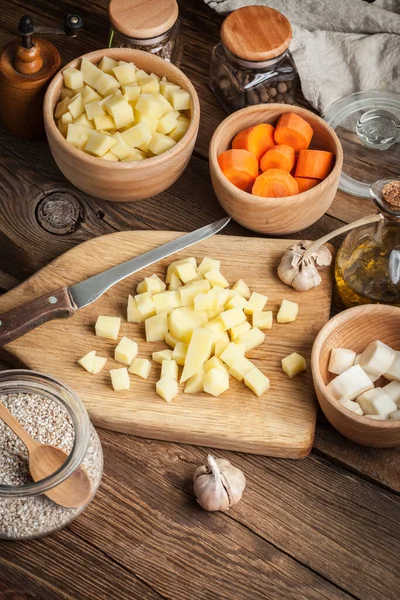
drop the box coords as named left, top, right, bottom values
left=278, top=241, right=331, bottom=292
left=291, top=262, right=322, bottom=292
left=193, top=454, right=246, bottom=512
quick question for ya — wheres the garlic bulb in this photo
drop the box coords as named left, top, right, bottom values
left=277, top=241, right=332, bottom=292
left=193, top=454, right=246, bottom=512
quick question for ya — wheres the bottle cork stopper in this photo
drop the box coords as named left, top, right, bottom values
left=383, top=181, right=400, bottom=209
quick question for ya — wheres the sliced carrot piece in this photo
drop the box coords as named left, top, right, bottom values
left=218, top=149, right=259, bottom=192
left=232, top=123, right=275, bottom=162
left=252, top=169, right=299, bottom=198
left=260, top=144, right=295, bottom=173
left=295, top=149, right=334, bottom=180
left=274, top=113, right=314, bottom=152
left=294, top=177, right=320, bottom=193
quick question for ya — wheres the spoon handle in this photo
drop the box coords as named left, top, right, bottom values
left=0, top=401, right=39, bottom=452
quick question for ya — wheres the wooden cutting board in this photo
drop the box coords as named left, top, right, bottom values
left=0, top=231, right=333, bottom=458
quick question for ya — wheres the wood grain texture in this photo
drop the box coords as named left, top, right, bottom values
left=209, top=104, right=343, bottom=234
left=108, top=0, right=179, bottom=39
left=0, top=230, right=332, bottom=457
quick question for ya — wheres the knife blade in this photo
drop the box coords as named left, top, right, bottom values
left=0, top=217, right=230, bottom=346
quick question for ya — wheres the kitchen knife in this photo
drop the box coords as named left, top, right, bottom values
left=0, top=217, right=230, bottom=346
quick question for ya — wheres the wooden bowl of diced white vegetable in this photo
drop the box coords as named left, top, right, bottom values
left=43, top=48, right=200, bottom=202
left=311, top=304, right=400, bottom=447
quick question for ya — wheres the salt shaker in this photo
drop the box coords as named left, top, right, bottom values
left=108, top=0, right=183, bottom=66
left=209, top=6, right=299, bottom=113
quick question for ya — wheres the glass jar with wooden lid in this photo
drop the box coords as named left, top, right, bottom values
left=209, top=6, right=299, bottom=113
left=108, top=0, right=183, bottom=65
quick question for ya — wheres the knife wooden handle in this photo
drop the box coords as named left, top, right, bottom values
left=0, top=287, right=76, bottom=346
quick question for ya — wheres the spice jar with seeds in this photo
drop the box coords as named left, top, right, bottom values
left=0, top=370, right=103, bottom=540
left=209, top=6, right=298, bottom=113
left=108, top=0, right=183, bottom=66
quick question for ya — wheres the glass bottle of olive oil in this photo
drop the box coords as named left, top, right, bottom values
left=335, top=179, right=400, bottom=308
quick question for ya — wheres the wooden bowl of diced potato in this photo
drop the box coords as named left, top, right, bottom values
left=312, top=304, right=400, bottom=448
left=43, top=48, right=200, bottom=202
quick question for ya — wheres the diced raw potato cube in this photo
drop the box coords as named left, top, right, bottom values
left=85, top=99, right=106, bottom=120
left=281, top=352, right=307, bottom=378
left=55, top=96, right=71, bottom=119
left=135, top=69, right=149, bottom=81
left=384, top=350, right=400, bottom=381
left=156, top=376, right=179, bottom=402
left=326, top=364, right=373, bottom=400
left=77, top=350, right=96, bottom=373
left=155, top=93, right=174, bottom=115
left=121, top=122, right=152, bottom=148
left=153, top=290, right=182, bottom=314
left=92, top=356, right=107, bottom=374
left=161, top=359, right=179, bottom=380
left=184, top=371, right=204, bottom=394
left=214, top=338, right=230, bottom=358
left=168, top=273, right=182, bottom=291
left=166, top=257, right=197, bottom=283
left=110, top=367, right=130, bottom=391
left=356, top=388, right=397, bottom=417
left=115, top=336, right=138, bottom=366
left=104, top=94, right=134, bottom=129
left=169, top=88, right=191, bottom=110
left=220, top=342, right=246, bottom=367
left=194, top=291, right=216, bottom=311
left=165, top=332, right=179, bottom=348
left=127, top=295, right=141, bottom=322
left=84, top=131, right=117, bottom=157
left=172, top=342, right=188, bottom=366
left=203, top=368, right=229, bottom=397
left=383, top=380, right=400, bottom=406
left=229, top=357, right=254, bottom=382
left=160, top=80, right=180, bottom=99
left=61, top=87, right=75, bottom=99
left=112, top=62, right=137, bottom=84
left=139, top=75, right=160, bottom=94
left=93, top=72, right=121, bottom=96
left=207, top=308, right=224, bottom=321
left=181, top=281, right=211, bottom=305
left=94, top=114, right=116, bottom=131
left=244, top=292, right=268, bottom=315
left=82, top=85, right=101, bottom=104
left=61, top=111, right=74, bottom=124
left=219, top=308, right=246, bottom=331
left=359, top=340, right=395, bottom=378
left=121, top=149, right=146, bottom=162
left=109, top=132, right=135, bottom=159
left=157, top=110, right=179, bottom=135
left=152, top=349, right=173, bottom=364
left=204, top=269, right=229, bottom=288
left=57, top=119, right=68, bottom=137
left=95, top=315, right=121, bottom=340
left=180, top=327, right=216, bottom=383
left=354, top=354, right=361, bottom=364
left=129, top=357, right=152, bottom=379
left=204, top=318, right=225, bottom=336
left=73, top=113, right=95, bottom=129
left=122, top=84, right=141, bottom=103
left=135, top=292, right=156, bottom=319
left=197, top=257, right=220, bottom=276
left=231, top=279, right=251, bottom=299
left=277, top=299, right=299, bottom=323
left=145, top=312, right=168, bottom=342
left=80, top=58, right=103, bottom=87
left=174, top=262, right=198, bottom=284
left=136, top=93, right=165, bottom=119
left=99, top=55, right=118, bottom=74
left=101, top=151, right=119, bottom=161
left=68, top=93, right=85, bottom=118
left=390, top=410, right=400, bottom=420
left=225, top=295, right=248, bottom=310
left=229, top=320, right=251, bottom=340
left=63, top=67, right=84, bottom=90
left=168, top=307, right=208, bottom=343
left=67, top=123, right=91, bottom=149
left=338, top=397, right=364, bottom=415
left=328, top=348, right=357, bottom=375
left=148, top=132, right=177, bottom=155
left=133, top=110, right=158, bottom=135
left=234, top=327, right=265, bottom=351
left=252, top=311, right=273, bottom=330
left=204, top=356, right=227, bottom=373
left=215, top=289, right=230, bottom=309
left=137, top=274, right=166, bottom=295
left=169, top=120, right=189, bottom=142
left=244, top=368, right=270, bottom=397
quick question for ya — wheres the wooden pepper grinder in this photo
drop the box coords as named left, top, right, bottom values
left=0, top=14, right=83, bottom=140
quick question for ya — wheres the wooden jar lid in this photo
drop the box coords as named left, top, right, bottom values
left=221, top=6, right=292, bottom=62
left=108, top=0, right=179, bottom=39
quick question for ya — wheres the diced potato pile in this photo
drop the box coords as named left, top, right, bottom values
left=326, top=340, right=400, bottom=420
left=55, top=57, right=191, bottom=160
left=77, top=257, right=306, bottom=402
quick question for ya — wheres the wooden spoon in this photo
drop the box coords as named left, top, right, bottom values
left=0, top=401, right=92, bottom=508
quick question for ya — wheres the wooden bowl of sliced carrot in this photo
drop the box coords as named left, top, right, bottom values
left=209, top=104, right=343, bottom=235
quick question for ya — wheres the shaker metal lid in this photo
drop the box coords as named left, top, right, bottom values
left=220, top=6, right=292, bottom=63
left=108, top=0, right=179, bottom=39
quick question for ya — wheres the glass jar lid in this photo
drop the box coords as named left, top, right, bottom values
left=220, top=6, right=292, bottom=63
left=108, top=0, right=179, bottom=40
left=324, top=91, right=400, bottom=198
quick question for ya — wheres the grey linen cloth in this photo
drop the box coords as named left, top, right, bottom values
left=204, top=0, right=400, bottom=113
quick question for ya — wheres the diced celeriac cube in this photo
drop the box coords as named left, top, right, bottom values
left=135, top=292, right=156, bottom=319
left=112, top=62, right=137, bottom=84
left=219, top=308, right=246, bottom=331
left=110, top=367, right=130, bottom=391
left=153, top=290, right=182, bottom=314
left=77, top=350, right=96, bottom=373
left=225, top=295, right=248, bottom=310
left=220, top=342, right=246, bottom=368
left=338, top=397, right=364, bottom=415
left=169, top=88, right=191, bottom=110
left=156, top=376, right=179, bottom=402
left=165, top=332, right=179, bottom=348
left=383, top=380, right=400, bottom=406
left=356, top=388, right=397, bottom=417
left=99, top=55, right=118, bottom=74
left=359, top=340, right=395, bottom=378
left=326, top=364, right=373, bottom=400
left=277, top=299, right=298, bottom=323
left=180, top=327, right=216, bottom=383
left=68, top=93, right=85, bottom=119
left=252, top=311, right=273, bottom=330
left=95, top=315, right=121, bottom=340
left=282, top=352, right=307, bottom=378
left=229, top=320, right=251, bottom=340
left=203, top=356, right=227, bottom=373
left=231, top=279, right=251, bottom=299
left=93, top=71, right=121, bottom=96
left=152, top=349, right=173, bottom=363
left=203, top=368, right=229, bottom=397
left=84, top=131, right=117, bottom=157
left=128, top=357, right=152, bottom=379
left=63, top=67, right=84, bottom=90
left=80, top=58, right=103, bottom=87
left=121, top=122, right=152, bottom=149
left=172, top=342, right=188, bottom=366
left=383, top=350, right=400, bottom=381
left=184, top=371, right=204, bottom=394
left=204, top=269, right=229, bottom=288
left=161, top=359, right=179, bottom=380
left=94, top=114, right=116, bottom=131
left=115, top=336, right=138, bottom=366
left=244, top=368, right=270, bottom=397
left=229, top=357, right=254, bottom=382
left=127, top=295, right=141, bottom=323
left=244, top=292, right=268, bottom=315
left=234, top=327, right=265, bottom=352
left=92, top=356, right=107, bottom=374
left=328, top=348, right=357, bottom=376
left=145, top=312, right=168, bottom=342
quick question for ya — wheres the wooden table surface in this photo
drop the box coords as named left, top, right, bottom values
left=0, top=1, right=399, bottom=599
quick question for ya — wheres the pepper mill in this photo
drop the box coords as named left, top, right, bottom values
left=0, top=14, right=83, bottom=140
